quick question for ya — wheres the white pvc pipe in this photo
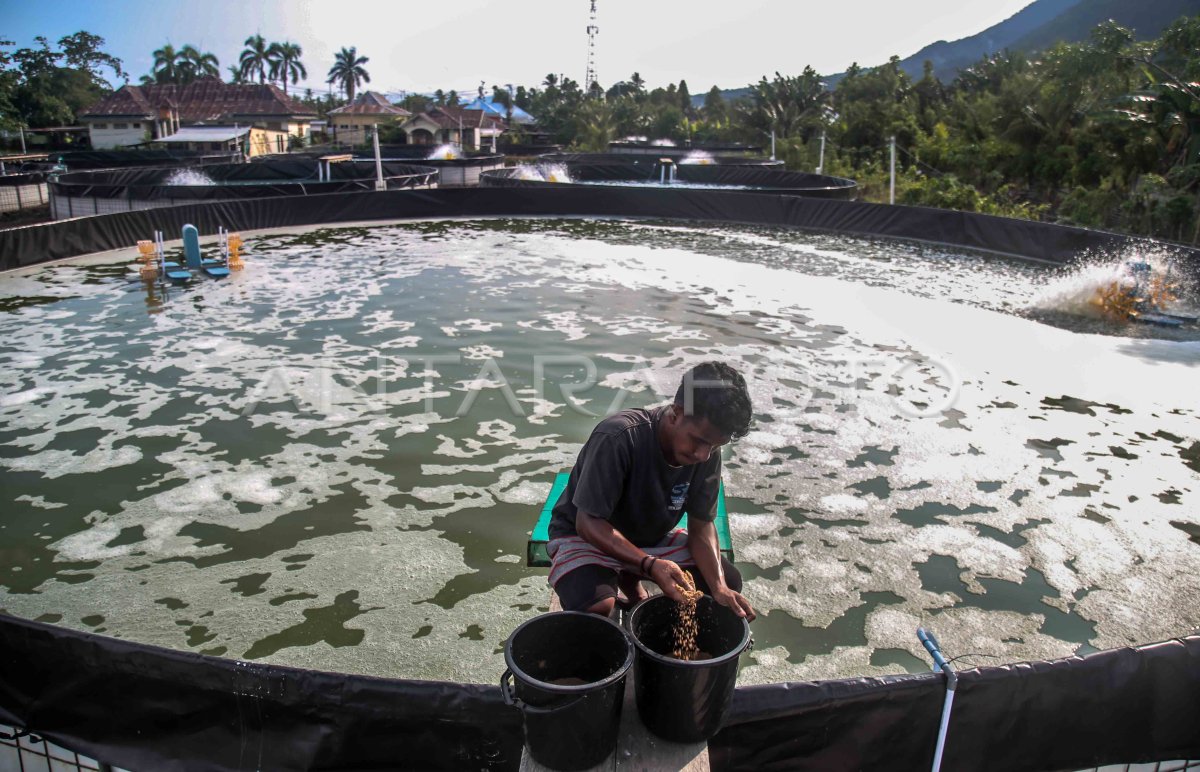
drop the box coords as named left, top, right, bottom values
left=373, top=124, right=385, bottom=191
left=931, top=687, right=955, bottom=772
left=889, top=135, right=896, bottom=205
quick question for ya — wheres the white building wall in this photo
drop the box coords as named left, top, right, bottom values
left=87, top=124, right=149, bottom=149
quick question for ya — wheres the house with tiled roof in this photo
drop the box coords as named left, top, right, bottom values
left=326, top=92, right=411, bottom=144
left=399, top=105, right=507, bottom=150
left=79, top=79, right=318, bottom=151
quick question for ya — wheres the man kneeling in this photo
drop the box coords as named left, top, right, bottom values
left=547, top=361, right=756, bottom=620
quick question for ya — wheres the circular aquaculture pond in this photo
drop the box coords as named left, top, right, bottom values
left=0, top=218, right=1197, bottom=685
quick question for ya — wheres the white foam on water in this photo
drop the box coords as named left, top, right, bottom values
left=0, top=387, right=55, bottom=408
left=517, top=313, right=589, bottom=341
left=819, top=494, right=870, bottom=514
left=3, top=444, right=142, bottom=479
left=494, top=478, right=551, bottom=506
left=3, top=219, right=1198, bottom=684
left=864, top=606, right=1074, bottom=668
left=14, top=494, right=66, bottom=509
left=461, top=344, right=503, bottom=360
left=377, top=335, right=420, bottom=350
left=515, top=396, right=561, bottom=425
left=433, top=435, right=488, bottom=459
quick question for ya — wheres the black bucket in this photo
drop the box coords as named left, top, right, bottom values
left=501, top=611, right=634, bottom=770
left=627, top=594, right=752, bottom=743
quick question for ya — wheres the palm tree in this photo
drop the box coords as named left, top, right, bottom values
left=326, top=46, right=370, bottom=102
left=227, top=64, right=246, bottom=84
left=239, top=34, right=271, bottom=84
left=576, top=98, right=615, bottom=151
left=739, top=68, right=830, bottom=141
left=179, top=45, right=219, bottom=84
left=152, top=43, right=183, bottom=85
left=269, top=41, right=306, bottom=95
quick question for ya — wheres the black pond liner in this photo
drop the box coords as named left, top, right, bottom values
left=47, top=159, right=438, bottom=203
left=0, top=185, right=1199, bottom=767
left=608, top=140, right=765, bottom=156
left=50, top=149, right=242, bottom=171
left=627, top=595, right=752, bottom=743
left=260, top=147, right=505, bottom=166
left=501, top=611, right=633, bottom=770
left=539, top=151, right=785, bottom=169
left=481, top=165, right=858, bottom=200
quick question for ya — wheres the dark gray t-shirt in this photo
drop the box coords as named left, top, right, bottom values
left=548, top=405, right=721, bottom=546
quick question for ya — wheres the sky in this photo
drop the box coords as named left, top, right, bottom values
left=1, top=0, right=1039, bottom=95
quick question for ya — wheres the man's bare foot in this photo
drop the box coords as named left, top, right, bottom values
left=617, top=570, right=650, bottom=608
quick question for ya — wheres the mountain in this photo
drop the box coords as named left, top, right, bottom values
left=862, top=0, right=1085, bottom=84
left=698, top=0, right=1200, bottom=104
left=1008, top=0, right=1200, bottom=51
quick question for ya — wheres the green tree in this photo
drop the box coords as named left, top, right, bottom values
left=179, top=45, right=219, bottom=83
left=151, top=43, right=184, bottom=85
left=492, top=84, right=513, bottom=121
left=239, top=34, right=271, bottom=84
left=149, top=42, right=216, bottom=85
left=3, top=34, right=121, bottom=129
left=58, top=31, right=125, bottom=83
left=270, top=41, right=306, bottom=95
left=678, top=79, right=692, bottom=116
left=739, top=67, right=830, bottom=141
left=514, top=85, right=531, bottom=110
left=400, top=93, right=430, bottom=112
left=326, top=46, right=370, bottom=101
left=833, top=56, right=918, bottom=152
left=703, top=85, right=726, bottom=123
left=576, top=98, right=615, bottom=150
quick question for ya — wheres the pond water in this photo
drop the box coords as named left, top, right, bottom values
left=0, top=218, right=1197, bottom=685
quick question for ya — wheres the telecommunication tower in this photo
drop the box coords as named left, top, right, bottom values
left=585, top=0, right=599, bottom=95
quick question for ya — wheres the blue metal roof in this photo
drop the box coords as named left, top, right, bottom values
left=462, top=97, right=535, bottom=124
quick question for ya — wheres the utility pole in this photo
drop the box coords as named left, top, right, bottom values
left=889, top=135, right=896, bottom=205
left=816, top=130, right=826, bottom=174
left=770, top=130, right=775, bottom=161
left=585, top=0, right=599, bottom=97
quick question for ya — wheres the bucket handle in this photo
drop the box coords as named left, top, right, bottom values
left=501, top=668, right=590, bottom=716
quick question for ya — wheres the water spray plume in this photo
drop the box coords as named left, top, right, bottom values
left=426, top=144, right=459, bottom=161
left=1031, top=252, right=1193, bottom=326
left=512, top=163, right=572, bottom=183
left=166, top=168, right=215, bottom=186
left=680, top=151, right=715, bottom=166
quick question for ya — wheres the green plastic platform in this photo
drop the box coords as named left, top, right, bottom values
left=527, top=471, right=734, bottom=567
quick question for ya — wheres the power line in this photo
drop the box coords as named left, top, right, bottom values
left=895, top=143, right=947, bottom=178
